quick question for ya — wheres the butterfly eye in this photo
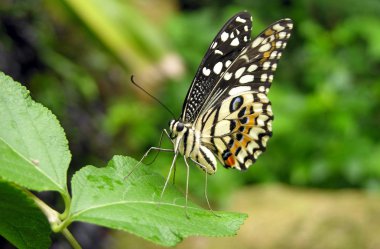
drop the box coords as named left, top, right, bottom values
left=176, top=122, right=184, bottom=132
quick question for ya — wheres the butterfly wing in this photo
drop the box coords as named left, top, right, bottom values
left=195, top=92, right=272, bottom=170
left=195, top=18, right=293, bottom=122
left=195, top=19, right=293, bottom=170
left=181, top=12, right=253, bottom=123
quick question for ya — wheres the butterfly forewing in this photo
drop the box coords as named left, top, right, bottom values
left=181, top=12, right=253, bottom=123
left=196, top=18, right=294, bottom=121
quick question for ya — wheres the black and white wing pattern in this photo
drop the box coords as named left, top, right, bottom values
left=181, top=12, right=253, bottom=123
left=191, top=14, right=293, bottom=170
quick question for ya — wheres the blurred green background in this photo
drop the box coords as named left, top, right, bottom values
left=1, top=0, right=380, bottom=248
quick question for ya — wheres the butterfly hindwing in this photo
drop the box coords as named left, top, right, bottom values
left=181, top=12, right=253, bottom=123
left=196, top=91, right=273, bottom=170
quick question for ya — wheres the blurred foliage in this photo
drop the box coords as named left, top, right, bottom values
left=1, top=0, right=380, bottom=209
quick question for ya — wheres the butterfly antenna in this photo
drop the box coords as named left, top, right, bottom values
left=130, top=75, right=176, bottom=119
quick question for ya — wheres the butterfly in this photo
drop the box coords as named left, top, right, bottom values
left=166, top=12, right=293, bottom=174
left=135, top=11, right=293, bottom=206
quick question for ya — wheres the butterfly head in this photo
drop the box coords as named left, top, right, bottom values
left=168, top=120, right=187, bottom=140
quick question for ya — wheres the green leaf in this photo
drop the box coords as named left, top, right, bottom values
left=0, top=181, right=51, bottom=249
left=0, top=72, right=71, bottom=193
left=69, top=156, right=247, bottom=246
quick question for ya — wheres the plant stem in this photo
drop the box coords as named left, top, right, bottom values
left=59, top=189, right=72, bottom=220
left=22, top=188, right=61, bottom=227
left=62, top=228, right=82, bottom=249
left=21, top=188, right=81, bottom=248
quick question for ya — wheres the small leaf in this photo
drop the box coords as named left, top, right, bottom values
left=0, top=181, right=51, bottom=249
left=70, top=156, right=247, bottom=246
left=0, top=73, right=71, bottom=193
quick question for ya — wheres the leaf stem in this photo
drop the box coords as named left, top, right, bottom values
left=22, top=188, right=61, bottom=228
left=21, top=188, right=81, bottom=248
left=59, top=189, right=72, bottom=220
left=62, top=228, right=82, bottom=249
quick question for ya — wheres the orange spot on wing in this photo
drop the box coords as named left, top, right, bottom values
left=230, top=141, right=239, bottom=155
left=241, top=134, right=251, bottom=147
left=263, top=51, right=271, bottom=58
left=225, top=155, right=235, bottom=167
left=265, top=28, right=274, bottom=36
left=261, top=41, right=276, bottom=63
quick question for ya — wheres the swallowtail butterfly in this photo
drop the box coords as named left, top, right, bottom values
left=166, top=12, right=293, bottom=174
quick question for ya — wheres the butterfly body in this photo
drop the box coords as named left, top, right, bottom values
left=167, top=11, right=293, bottom=175
left=169, top=120, right=217, bottom=174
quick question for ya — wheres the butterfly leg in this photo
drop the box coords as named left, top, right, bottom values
left=183, top=156, right=191, bottom=219
left=190, top=158, right=220, bottom=217
left=160, top=152, right=179, bottom=201
left=124, top=129, right=174, bottom=180
left=204, top=171, right=220, bottom=217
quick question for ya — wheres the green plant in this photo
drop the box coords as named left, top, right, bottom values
left=0, top=72, right=247, bottom=248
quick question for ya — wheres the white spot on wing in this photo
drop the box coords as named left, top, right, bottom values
left=257, top=93, right=269, bottom=103
left=245, top=159, right=253, bottom=167
left=247, top=141, right=259, bottom=153
left=250, top=127, right=265, bottom=140
left=260, top=73, right=268, bottom=82
left=235, top=67, right=246, bottom=79
left=202, top=67, right=210, bottom=76
left=248, top=64, right=258, bottom=72
left=228, top=86, right=251, bottom=95
left=263, top=61, right=271, bottom=70
left=279, top=32, right=287, bottom=39
left=244, top=25, right=248, bottom=31
left=211, top=42, right=217, bottom=49
left=267, top=105, right=273, bottom=113
left=273, top=23, right=285, bottom=32
left=259, top=43, right=271, bottom=52
left=225, top=60, right=231, bottom=67
left=221, top=32, right=229, bottom=42
left=213, top=62, right=223, bottom=74
left=239, top=75, right=254, bottom=84
left=271, top=63, right=277, bottom=71
left=262, top=135, right=270, bottom=146
left=270, top=51, right=278, bottom=59
left=252, top=103, right=264, bottom=114
left=236, top=16, right=247, bottom=23
left=230, top=37, right=239, bottom=46
left=257, top=117, right=265, bottom=126
left=214, top=49, right=223, bottom=55
left=254, top=150, right=262, bottom=159
left=251, top=37, right=264, bottom=48
left=224, top=72, right=232, bottom=80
